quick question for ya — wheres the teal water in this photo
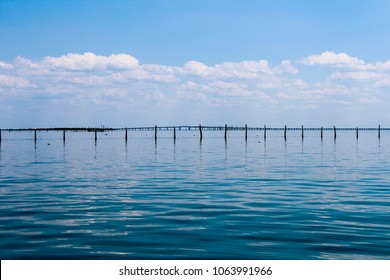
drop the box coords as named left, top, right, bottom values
left=0, top=130, right=390, bottom=259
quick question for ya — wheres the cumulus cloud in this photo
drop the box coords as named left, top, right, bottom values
left=301, top=51, right=366, bottom=69
left=14, top=56, right=40, bottom=68
left=180, top=81, right=211, bottom=92
left=0, top=74, right=29, bottom=87
left=2, top=51, right=390, bottom=127
left=0, top=61, right=13, bottom=69
left=275, top=60, right=299, bottom=74
left=42, top=52, right=139, bottom=70
left=331, top=71, right=385, bottom=81
left=373, top=60, right=390, bottom=72
left=214, top=60, right=271, bottom=78
left=177, top=81, right=209, bottom=101
left=182, top=59, right=297, bottom=80
left=210, top=80, right=251, bottom=97
left=183, top=61, right=209, bottom=76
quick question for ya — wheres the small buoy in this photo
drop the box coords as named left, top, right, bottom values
left=47, top=143, right=50, bottom=145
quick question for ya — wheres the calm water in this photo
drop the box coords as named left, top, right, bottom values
left=1, top=130, right=390, bottom=259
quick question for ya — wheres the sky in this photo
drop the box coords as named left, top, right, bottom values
left=1, top=0, right=390, bottom=128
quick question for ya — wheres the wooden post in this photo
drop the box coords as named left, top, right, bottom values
left=284, top=125, right=287, bottom=140
left=154, top=125, right=157, bottom=141
left=378, top=125, right=381, bottom=139
left=320, top=127, right=323, bottom=139
left=301, top=125, right=304, bottom=139
left=94, top=130, right=97, bottom=141
left=34, top=129, right=37, bottom=142
left=63, top=130, right=66, bottom=142
left=333, top=126, right=336, bottom=139
left=356, top=127, right=359, bottom=139
left=224, top=124, right=227, bottom=141
left=125, top=128, right=128, bottom=141
left=199, top=124, right=203, bottom=141
left=173, top=127, right=176, bottom=141
left=264, top=125, right=266, bottom=139
left=0, top=129, right=2, bottom=143
left=245, top=124, right=248, bottom=141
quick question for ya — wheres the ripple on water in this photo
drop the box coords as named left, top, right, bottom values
left=1, top=134, right=390, bottom=259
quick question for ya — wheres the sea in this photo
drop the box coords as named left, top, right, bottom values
left=0, top=129, right=389, bottom=259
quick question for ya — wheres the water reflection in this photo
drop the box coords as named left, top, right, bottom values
left=263, top=139, right=267, bottom=169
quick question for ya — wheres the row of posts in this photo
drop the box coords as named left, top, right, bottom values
left=150, top=124, right=382, bottom=141
left=280, top=125, right=381, bottom=140
left=0, top=125, right=382, bottom=143
left=152, top=125, right=382, bottom=141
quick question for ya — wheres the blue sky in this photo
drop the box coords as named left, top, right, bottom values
left=1, top=0, right=390, bottom=128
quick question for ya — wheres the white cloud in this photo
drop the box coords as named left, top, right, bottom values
left=210, top=80, right=247, bottom=90
left=0, top=74, right=29, bottom=87
left=372, top=77, right=390, bottom=87
left=213, top=60, right=271, bottom=78
left=2, top=51, right=390, bottom=128
left=180, top=81, right=211, bottom=92
left=285, top=103, right=317, bottom=110
left=178, top=79, right=252, bottom=99
left=373, top=60, right=390, bottom=72
left=183, top=61, right=209, bottom=76
left=42, top=52, right=139, bottom=70
left=331, top=71, right=385, bottom=81
left=109, top=68, right=178, bottom=82
left=177, top=81, right=209, bottom=101
left=277, top=91, right=300, bottom=100
left=183, top=59, right=292, bottom=79
left=301, top=51, right=366, bottom=69
left=275, top=60, right=299, bottom=74
left=359, top=97, right=380, bottom=104
left=0, top=61, right=13, bottom=69
left=105, top=54, right=139, bottom=69
left=70, top=75, right=107, bottom=85
left=210, top=80, right=251, bottom=97
left=14, top=56, right=40, bottom=68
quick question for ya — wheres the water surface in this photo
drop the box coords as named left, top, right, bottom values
left=0, top=130, right=389, bottom=259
